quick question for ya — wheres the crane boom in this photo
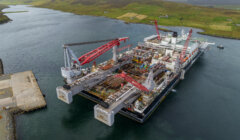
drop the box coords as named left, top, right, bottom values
left=180, top=29, right=193, bottom=62
left=78, top=37, right=129, bottom=65
left=117, top=44, right=132, bottom=52
left=61, top=37, right=129, bottom=84
left=115, top=72, right=149, bottom=92
left=154, top=20, right=161, bottom=40
left=64, top=38, right=117, bottom=47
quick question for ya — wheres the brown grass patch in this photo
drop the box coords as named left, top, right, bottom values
left=210, top=24, right=232, bottom=31
left=224, top=11, right=239, bottom=15
left=135, top=14, right=147, bottom=20
left=117, top=12, right=147, bottom=20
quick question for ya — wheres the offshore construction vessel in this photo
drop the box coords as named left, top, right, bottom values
left=56, top=22, right=213, bottom=126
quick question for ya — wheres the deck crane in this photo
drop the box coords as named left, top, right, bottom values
left=115, top=72, right=149, bottom=92
left=61, top=37, right=129, bottom=83
left=117, top=44, right=132, bottom=52
left=78, top=37, right=129, bottom=65
left=154, top=20, right=161, bottom=40
left=180, top=29, right=193, bottom=63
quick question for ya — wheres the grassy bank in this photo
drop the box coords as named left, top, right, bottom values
left=0, top=5, right=10, bottom=24
left=213, top=5, right=240, bottom=10
left=1, top=0, right=240, bottom=39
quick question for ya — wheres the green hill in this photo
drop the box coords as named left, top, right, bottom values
left=1, top=0, right=240, bottom=39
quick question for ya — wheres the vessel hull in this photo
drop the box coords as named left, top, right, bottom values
left=77, top=50, right=204, bottom=123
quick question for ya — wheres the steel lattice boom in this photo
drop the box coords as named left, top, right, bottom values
left=154, top=20, right=161, bottom=40
left=115, top=72, right=149, bottom=92
left=117, top=44, right=132, bottom=52
left=64, top=38, right=117, bottom=47
left=78, top=37, right=129, bottom=65
left=180, top=29, right=193, bottom=62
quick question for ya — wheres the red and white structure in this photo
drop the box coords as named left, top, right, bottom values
left=61, top=37, right=129, bottom=83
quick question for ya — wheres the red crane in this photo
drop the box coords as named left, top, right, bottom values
left=115, top=72, right=149, bottom=92
left=154, top=20, right=161, bottom=40
left=180, top=29, right=193, bottom=63
left=76, top=37, right=129, bottom=65
left=117, top=44, right=132, bottom=52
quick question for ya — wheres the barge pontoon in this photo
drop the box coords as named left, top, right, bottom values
left=56, top=27, right=213, bottom=126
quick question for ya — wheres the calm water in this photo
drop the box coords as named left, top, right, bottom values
left=1, top=5, right=240, bottom=140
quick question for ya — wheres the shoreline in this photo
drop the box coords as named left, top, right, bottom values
left=197, top=31, right=240, bottom=40
left=116, top=17, right=240, bottom=40
left=0, top=2, right=239, bottom=39
left=1, top=4, right=238, bottom=41
left=0, top=5, right=11, bottom=24
left=0, top=70, right=47, bottom=140
left=35, top=4, right=240, bottom=40
left=98, top=14, right=240, bottom=40
left=0, top=18, right=11, bottom=24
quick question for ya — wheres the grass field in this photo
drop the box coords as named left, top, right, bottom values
left=0, top=0, right=240, bottom=39
left=0, top=5, right=10, bottom=24
left=213, top=5, right=240, bottom=10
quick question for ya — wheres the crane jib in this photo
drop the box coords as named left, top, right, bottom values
left=70, top=37, right=129, bottom=65
left=64, top=38, right=118, bottom=47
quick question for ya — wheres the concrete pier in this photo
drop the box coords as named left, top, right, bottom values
left=0, top=71, right=46, bottom=111
left=0, top=71, right=46, bottom=140
left=0, top=110, right=14, bottom=140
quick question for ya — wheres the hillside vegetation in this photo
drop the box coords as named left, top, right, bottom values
left=1, top=0, right=240, bottom=39
left=0, top=4, right=10, bottom=24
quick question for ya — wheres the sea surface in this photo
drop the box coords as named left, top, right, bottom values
left=1, top=5, right=240, bottom=140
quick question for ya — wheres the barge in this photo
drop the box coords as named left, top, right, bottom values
left=56, top=27, right=213, bottom=126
